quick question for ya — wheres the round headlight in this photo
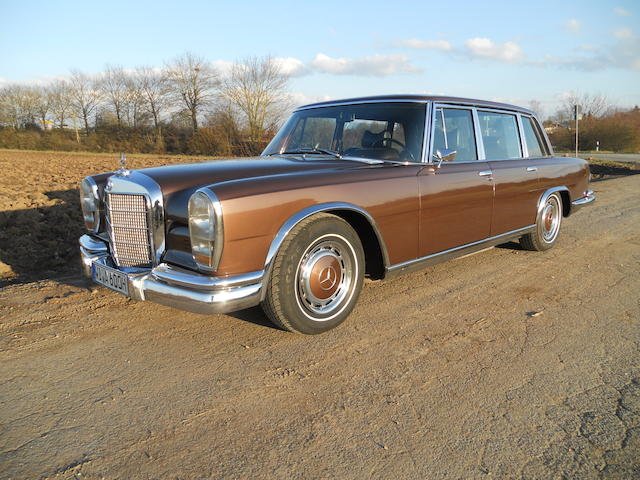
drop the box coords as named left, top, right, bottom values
left=80, top=177, right=100, bottom=232
left=188, top=190, right=223, bottom=271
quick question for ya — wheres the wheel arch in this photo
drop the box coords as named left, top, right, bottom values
left=538, top=186, right=571, bottom=218
left=260, top=203, right=389, bottom=300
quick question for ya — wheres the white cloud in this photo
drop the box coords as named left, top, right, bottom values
left=614, top=7, right=631, bottom=16
left=310, top=53, right=421, bottom=76
left=273, top=57, right=307, bottom=77
left=211, top=59, right=235, bottom=76
left=564, top=19, right=582, bottom=33
left=394, top=39, right=452, bottom=51
left=464, top=38, right=523, bottom=62
left=613, top=28, right=634, bottom=40
left=288, top=92, right=333, bottom=108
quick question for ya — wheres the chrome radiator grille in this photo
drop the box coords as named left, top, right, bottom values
left=105, top=193, right=153, bottom=268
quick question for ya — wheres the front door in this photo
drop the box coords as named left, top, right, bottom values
left=419, top=106, right=494, bottom=256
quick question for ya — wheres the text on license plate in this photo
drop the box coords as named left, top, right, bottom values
left=93, top=263, right=129, bottom=296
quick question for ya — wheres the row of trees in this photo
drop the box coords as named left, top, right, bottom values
left=0, top=53, right=291, bottom=155
left=542, top=93, right=640, bottom=153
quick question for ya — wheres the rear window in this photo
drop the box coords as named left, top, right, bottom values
left=522, top=116, right=547, bottom=157
left=477, top=111, right=522, bottom=160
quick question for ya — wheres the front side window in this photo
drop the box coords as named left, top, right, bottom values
left=522, top=116, right=547, bottom=157
left=477, top=111, right=522, bottom=160
left=263, top=102, right=426, bottom=162
left=432, top=108, right=478, bottom=161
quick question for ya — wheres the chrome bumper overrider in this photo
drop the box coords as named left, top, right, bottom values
left=571, top=189, right=596, bottom=212
left=79, top=234, right=263, bottom=314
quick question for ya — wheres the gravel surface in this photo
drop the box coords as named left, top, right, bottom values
left=0, top=152, right=639, bottom=479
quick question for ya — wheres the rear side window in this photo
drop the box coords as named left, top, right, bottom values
left=522, top=116, right=547, bottom=157
left=477, top=111, right=521, bottom=160
left=433, top=108, right=478, bottom=161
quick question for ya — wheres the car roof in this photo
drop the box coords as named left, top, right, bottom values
left=296, top=94, right=535, bottom=115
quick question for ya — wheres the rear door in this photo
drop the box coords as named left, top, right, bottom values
left=477, top=109, right=541, bottom=235
left=418, top=105, right=494, bottom=256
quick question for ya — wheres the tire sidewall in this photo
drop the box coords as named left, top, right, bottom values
left=276, top=217, right=364, bottom=334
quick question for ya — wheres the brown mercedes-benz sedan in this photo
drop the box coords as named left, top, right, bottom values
left=79, top=95, right=595, bottom=333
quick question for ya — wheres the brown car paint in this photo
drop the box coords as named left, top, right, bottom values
left=211, top=165, right=422, bottom=275
left=418, top=162, right=493, bottom=256
left=488, top=158, right=542, bottom=235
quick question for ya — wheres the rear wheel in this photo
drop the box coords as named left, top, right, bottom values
left=520, top=192, right=563, bottom=251
left=261, top=214, right=364, bottom=334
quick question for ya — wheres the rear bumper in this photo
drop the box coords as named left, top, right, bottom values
left=571, top=189, right=596, bottom=212
left=79, top=235, right=263, bottom=315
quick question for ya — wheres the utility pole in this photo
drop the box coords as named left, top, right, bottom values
left=574, top=104, right=580, bottom=158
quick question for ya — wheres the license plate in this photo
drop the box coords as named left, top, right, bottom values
left=93, top=263, right=129, bottom=296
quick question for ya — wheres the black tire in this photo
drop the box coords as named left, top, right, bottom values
left=520, top=192, right=563, bottom=251
left=261, top=213, right=364, bottom=334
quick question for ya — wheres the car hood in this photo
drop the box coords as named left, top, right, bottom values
left=138, top=155, right=361, bottom=196
left=135, top=155, right=369, bottom=225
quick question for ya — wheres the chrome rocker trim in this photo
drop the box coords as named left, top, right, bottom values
left=80, top=235, right=262, bottom=315
left=571, top=189, right=596, bottom=212
left=385, top=225, right=536, bottom=278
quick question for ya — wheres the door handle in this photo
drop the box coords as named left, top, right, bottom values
left=478, top=170, right=492, bottom=177
left=526, top=166, right=538, bottom=172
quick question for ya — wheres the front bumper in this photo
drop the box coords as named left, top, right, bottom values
left=571, top=189, right=596, bottom=212
left=79, top=235, right=263, bottom=315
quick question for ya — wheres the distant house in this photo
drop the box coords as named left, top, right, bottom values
left=544, top=122, right=563, bottom=135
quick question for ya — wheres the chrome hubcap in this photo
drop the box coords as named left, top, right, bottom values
left=541, top=195, right=561, bottom=243
left=296, top=240, right=353, bottom=315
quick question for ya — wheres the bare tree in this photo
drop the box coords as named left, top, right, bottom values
left=528, top=100, right=545, bottom=120
left=165, top=52, right=218, bottom=131
left=134, top=66, right=170, bottom=133
left=0, top=86, right=23, bottom=128
left=69, top=70, right=101, bottom=134
left=556, top=92, right=611, bottom=123
left=49, top=80, right=73, bottom=128
left=220, top=55, right=291, bottom=146
left=124, top=75, right=147, bottom=128
left=100, top=65, right=128, bottom=127
left=34, top=86, right=52, bottom=128
left=0, top=85, right=41, bottom=127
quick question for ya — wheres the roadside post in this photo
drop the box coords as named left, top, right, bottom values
left=574, top=104, right=582, bottom=158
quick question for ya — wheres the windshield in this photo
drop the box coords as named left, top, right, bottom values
left=263, top=102, right=426, bottom=162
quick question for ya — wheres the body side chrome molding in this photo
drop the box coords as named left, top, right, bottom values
left=260, top=202, right=390, bottom=300
left=385, top=225, right=536, bottom=278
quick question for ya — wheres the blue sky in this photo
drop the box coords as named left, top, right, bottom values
left=1, top=0, right=638, bottom=116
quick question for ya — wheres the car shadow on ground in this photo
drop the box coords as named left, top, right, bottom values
left=0, top=189, right=87, bottom=287
left=226, top=306, right=281, bottom=330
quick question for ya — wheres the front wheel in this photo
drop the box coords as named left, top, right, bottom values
left=520, top=192, right=563, bottom=251
left=261, top=214, right=364, bottom=334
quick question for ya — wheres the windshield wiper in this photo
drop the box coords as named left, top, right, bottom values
left=278, top=147, right=342, bottom=159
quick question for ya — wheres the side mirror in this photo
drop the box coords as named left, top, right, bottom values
left=432, top=149, right=457, bottom=168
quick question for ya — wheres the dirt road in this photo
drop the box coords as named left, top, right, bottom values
left=1, top=173, right=639, bottom=479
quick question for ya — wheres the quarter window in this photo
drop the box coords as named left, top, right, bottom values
left=477, top=111, right=522, bottom=160
left=433, top=108, right=478, bottom=161
left=522, top=116, right=547, bottom=157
